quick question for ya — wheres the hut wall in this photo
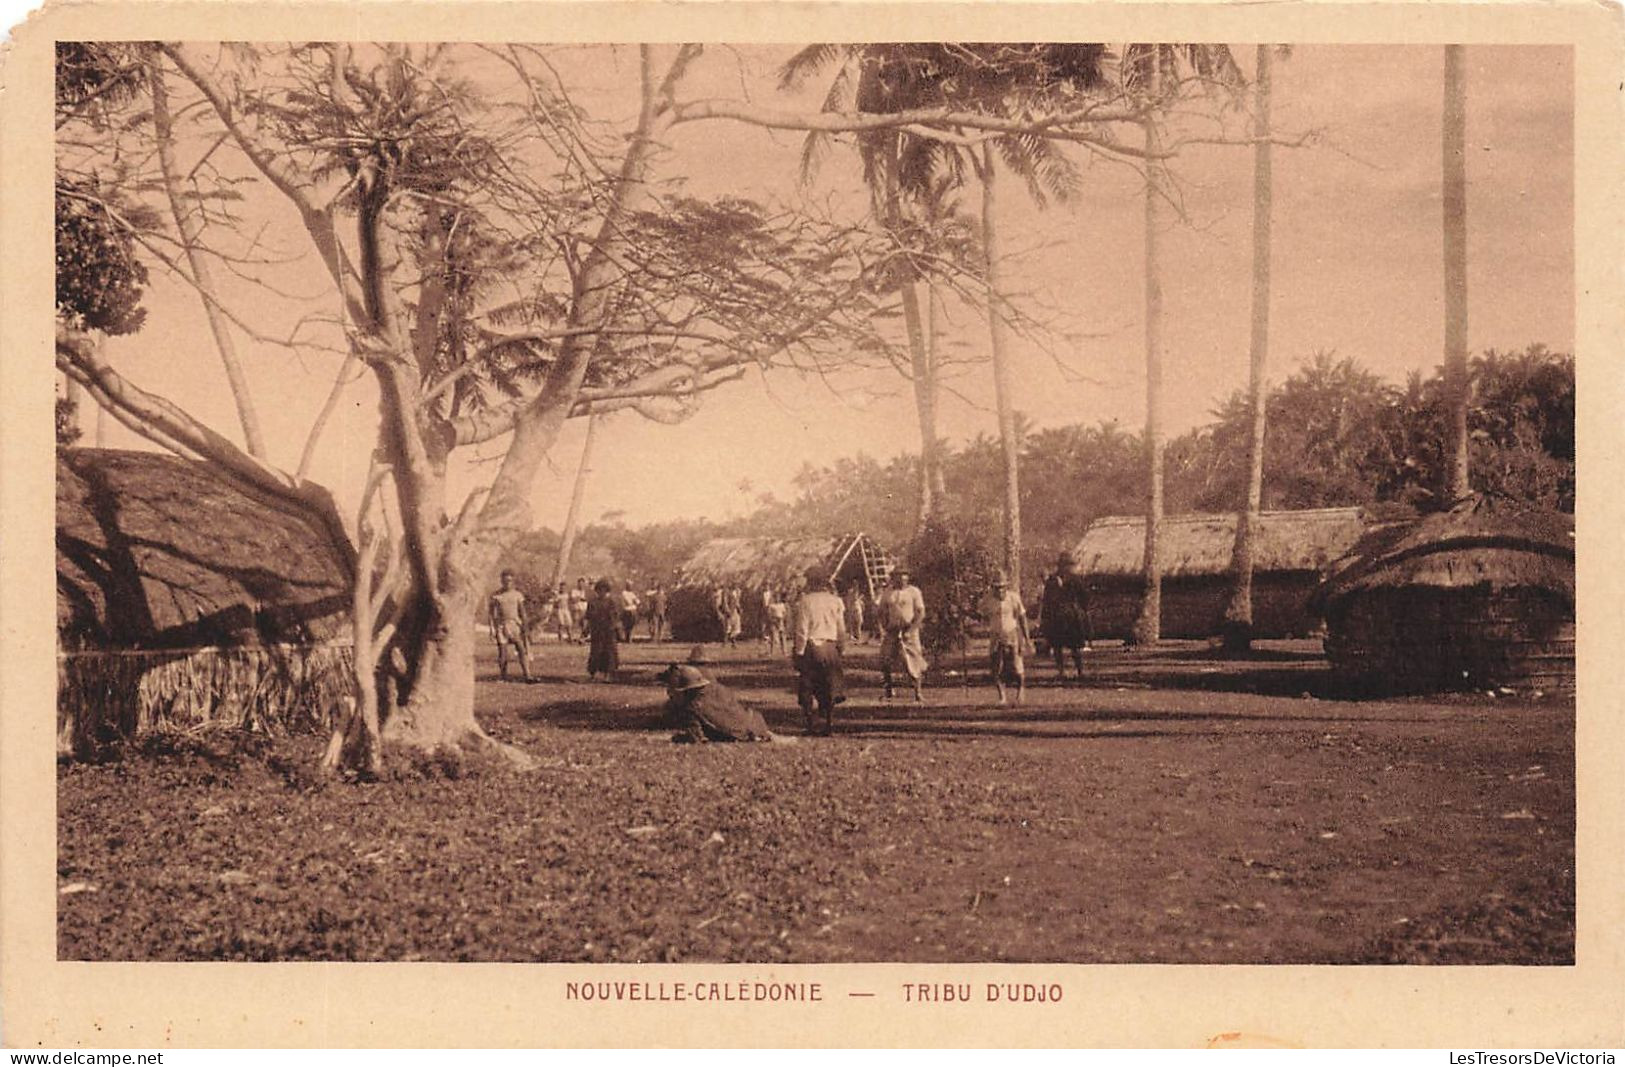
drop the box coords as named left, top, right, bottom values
left=1079, top=573, right=1323, bottom=641
left=1324, top=587, right=1574, bottom=693
left=57, top=642, right=354, bottom=757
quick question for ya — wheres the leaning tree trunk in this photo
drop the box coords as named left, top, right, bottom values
left=149, top=58, right=268, bottom=460
left=980, top=143, right=1024, bottom=591
left=1441, top=44, right=1471, bottom=503
left=1223, top=45, right=1274, bottom=654
left=551, top=411, right=601, bottom=588
left=1134, top=61, right=1167, bottom=648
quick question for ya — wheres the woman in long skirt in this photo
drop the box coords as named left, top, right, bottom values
left=585, top=578, right=620, bottom=679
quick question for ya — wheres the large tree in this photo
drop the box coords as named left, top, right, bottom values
left=56, top=44, right=900, bottom=772
left=1441, top=44, right=1471, bottom=502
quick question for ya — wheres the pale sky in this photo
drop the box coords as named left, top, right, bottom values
left=81, top=44, right=1573, bottom=530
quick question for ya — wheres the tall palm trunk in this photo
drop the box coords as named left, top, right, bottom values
left=1134, top=55, right=1167, bottom=647
left=979, top=142, right=1023, bottom=591
left=900, top=278, right=942, bottom=534
left=1223, top=45, right=1274, bottom=653
left=1442, top=44, right=1471, bottom=502
left=551, top=411, right=602, bottom=588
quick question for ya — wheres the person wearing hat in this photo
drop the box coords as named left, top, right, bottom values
left=981, top=571, right=1032, bottom=706
left=791, top=564, right=848, bottom=735
left=487, top=570, right=534, bottom=681
left=875, top=565, right=927, bottom=702
left=1039, top=551, right=1093, bottom=682
left=658, top=663, right=775, bottom=743
left=584, top=577, right=621, bottom=680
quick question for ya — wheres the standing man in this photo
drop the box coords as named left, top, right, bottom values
left=843, top=582, right=867, bottom=645
left=585, top=578, right=620, bottom=680
left=618, top=581, right=641, bottom=643
left=649, top=582, right=670, bottom=643
left=982, top=572, right=1031, bottom=707
left=549, top=581, right=575, bottom=644
left=792, top=565, right=848, bottom=735
left=570, top=578, right=591, bottom=643
left=876, top=565, right=927, bottom=703
left=1039, top=552, right=1093, bottom=683
left=487, top=570, right=533, bottom=682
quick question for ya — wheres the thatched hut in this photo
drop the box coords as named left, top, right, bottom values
left=56, top=448, right=355, bottom=755
left=1318, top=496, right=1574, bottom=693
left=1069, top=508, right=1373, bottom=640
left=670, top=533, right=894, bottom=642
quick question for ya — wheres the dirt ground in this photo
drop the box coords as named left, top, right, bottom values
left=57, top=637, right=1574, bottom=963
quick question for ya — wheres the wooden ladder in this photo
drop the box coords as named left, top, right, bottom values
left=856, top=536, right=893, bottom=599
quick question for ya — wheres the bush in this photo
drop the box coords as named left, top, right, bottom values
left=907, top=518, right=998, bottom=659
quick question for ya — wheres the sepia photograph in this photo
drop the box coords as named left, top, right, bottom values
left=6, top=0, right=1623, bottom=1047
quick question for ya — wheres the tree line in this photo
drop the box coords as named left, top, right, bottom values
left=504, top=343, right=1574, bottom=599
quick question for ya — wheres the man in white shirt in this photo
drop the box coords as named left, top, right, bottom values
left=792, top=565, right=848, bottom=735
left=876, top=566, right=927, bottom=703
left=981, top=572, right=1031, bottom=706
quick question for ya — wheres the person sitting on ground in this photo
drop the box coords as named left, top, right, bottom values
left=982, top=571, right=1032, bottom=707
left=659, top=663, right=776, bottom=743
left=487, top=570, right=534, bottom=681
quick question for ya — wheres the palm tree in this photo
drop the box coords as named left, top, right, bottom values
left=1122, top=44, right=1242, bottom=647
left=1223, top=45, right=1278, bottom=653
left=782, top=44, right=1109, bottom=588
left=1442, top=44, right=1471, bottom=502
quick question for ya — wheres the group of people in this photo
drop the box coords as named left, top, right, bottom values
left=491, top=550, right=1095, bottom=735
left=485, top=572, right=672, bottom=683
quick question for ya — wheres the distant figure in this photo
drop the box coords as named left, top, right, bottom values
left=585, top=578, right=620, bottom=680
left=722, top=585, right=744, bottom=646
left=618, top=583, right=641, bottom=643
left=549, top=581, right=575, bottom=643
left=487, top=570, right=533, bottom=682
left=659, top=664, right=776, bottom=743
left=649, top=583, right=669, bottom=643
left=1039, top=552, right=1093, bottom=682
left=875, top=565, right=926, bottom=703
left=710, top=585, right=728, bottom=641
left=792, top=565, right=848, bottom=735
left=982, top=571, right=1031, bottom=707
left=571, top=578, right=591, bottom=642
left=843, top=583, right=867, bottom=645
left=763, top=586, right=789, bottom=655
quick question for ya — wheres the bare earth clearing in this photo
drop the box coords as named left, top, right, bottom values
left=57, top=639, right=1574, bottom=963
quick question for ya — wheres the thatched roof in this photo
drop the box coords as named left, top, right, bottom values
left=1071, top=507, right=1371, bottom=580
left=57, top=448, right=354, bottom=649
left=675, top=534, right=887, bottom=592
left=1319, top=495, right=1574, bottom=608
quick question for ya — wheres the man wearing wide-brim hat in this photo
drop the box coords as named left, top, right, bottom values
left=659, top=663, right=776, bottom=743
left=982, top=570, right=1032, bottom=706
left=1039, top=550, right=1093, bottom=682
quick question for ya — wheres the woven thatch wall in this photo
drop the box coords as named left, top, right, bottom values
left=670, top=535, right=886, bottom=641
left=1071, top=508, right=1370, bottom=580
left=56, top=449, right=356, bottom=754
left=1082, top=574, right=1327, bottom=641
left=1320, top=496, right=1574, bottom=693
left=57, top=643, right=355, bottom=757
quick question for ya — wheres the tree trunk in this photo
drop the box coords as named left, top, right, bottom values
left=980, top=143, right=1023, bottom=591
left=926, top=287, right=948, bottom=505
left=1134, top=59, right=1167, bottom=648
left=1223, top=45, right=1274, bottom=654
left=551, top=411, right=601, bottom=588
left=149, top=58, right=269, bottom=460
left=1442, top=44, right=1471, bottom=503
left=901, top=279, right=941, bottom=534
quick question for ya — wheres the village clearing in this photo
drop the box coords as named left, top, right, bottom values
left=57, top=639, right=1574, bottom=964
